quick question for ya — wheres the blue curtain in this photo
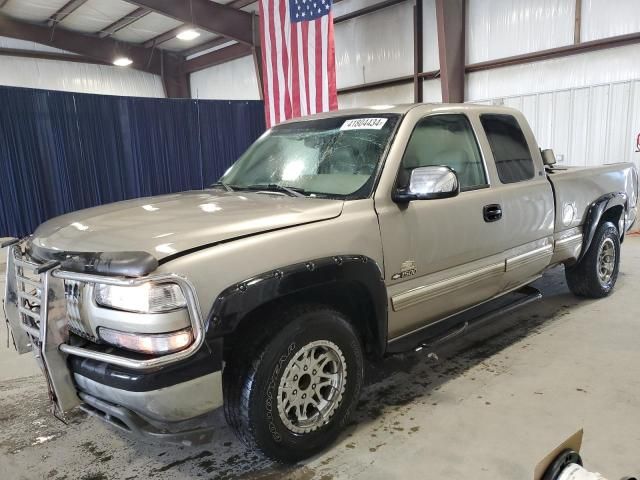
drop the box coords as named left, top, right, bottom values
left=0, top=86, right=265, bottom=237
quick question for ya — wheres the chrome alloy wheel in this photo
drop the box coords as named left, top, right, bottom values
left=597, top=237, right=616, bottom=285
left=277, top=340, right=347, bottom=434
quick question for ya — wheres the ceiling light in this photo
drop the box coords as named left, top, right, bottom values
left=113, top=57, right=133, bottom=67
left=176, top=29, right=201, bottom=41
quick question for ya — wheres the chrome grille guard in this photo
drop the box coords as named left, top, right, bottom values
left=3, top=244, right=206, bottom=414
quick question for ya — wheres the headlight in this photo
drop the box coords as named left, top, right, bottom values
left=99, top=327, right=193, bottom=354
left=94, top=282, right=186, bottom=313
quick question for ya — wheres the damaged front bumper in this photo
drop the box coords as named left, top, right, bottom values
left=2, top=242, right=224, bottom=445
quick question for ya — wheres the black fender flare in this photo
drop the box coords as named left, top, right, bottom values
left=579, top=192, right=627, bottom=262
left=205, top=255, right=388, bottom=357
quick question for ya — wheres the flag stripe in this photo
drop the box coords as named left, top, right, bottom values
left=321, top=14, right=329, bottom=112
left=290, top=20, right=301, bottom=118
left=281, top=0, right=292, bottom=120
left=315, top=17, right=324, bottom=115
left=297, top=21, right=308, bottom=117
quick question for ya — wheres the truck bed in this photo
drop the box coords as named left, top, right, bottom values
left=547, top=163, right=638, bottom=234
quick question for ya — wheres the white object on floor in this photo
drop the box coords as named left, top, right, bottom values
left=558, top=464, right=607, bottom=480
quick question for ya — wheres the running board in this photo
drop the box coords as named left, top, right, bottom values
left=386, top=285, right=543, bottom=354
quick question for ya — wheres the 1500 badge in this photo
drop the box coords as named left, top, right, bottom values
left=391, top=260, right=417, bottom=280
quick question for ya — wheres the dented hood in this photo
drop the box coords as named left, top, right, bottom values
left=31, top=190, right=344, bottom=260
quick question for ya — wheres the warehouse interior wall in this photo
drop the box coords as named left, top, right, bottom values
left=190, top=55, right=261, bottom=100
left=189, top=0, right=443, bottom=106
left=467, top=0, right=640, bottom=173
left=0, top=37, right=165, bottom=97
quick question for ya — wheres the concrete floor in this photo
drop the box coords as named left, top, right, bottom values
left=1, top=238, right=639, bottom=480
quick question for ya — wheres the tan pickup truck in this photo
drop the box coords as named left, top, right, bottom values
left=3, top=104, right=638, bottom=462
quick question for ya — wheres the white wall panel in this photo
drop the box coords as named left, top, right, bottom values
left=423, top=78, right=442, bottom=103
left=581, top=0, right=640, bottom=42
left=3, top=0, right=67, bottom=22
left=422, top=0, right=439, bottom=72
left=338, top=83, right=413, bottom=109
left=0, top=36, right=73, bottom=54
left=467, top=44, right=640, bottom=101
left=190, top=56, right=261, bottom=100
left=0, top=56, right=164, bottom=97
left=335, top=2, right=413, bottom=88
left=473, top=80, right=640, bottom=175
left=466, top=0, right=574, bottom=63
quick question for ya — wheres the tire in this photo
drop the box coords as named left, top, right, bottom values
left=223, top=304, right=364, bottom=462
left=565, top=221, right=620, bottom=298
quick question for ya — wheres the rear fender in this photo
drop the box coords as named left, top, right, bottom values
left=579, top=192, right=627, bottom=262
left=205, top=255, right=388, bottom=357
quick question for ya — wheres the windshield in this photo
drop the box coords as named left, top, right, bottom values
left=219, top=114, right=400, bottom=199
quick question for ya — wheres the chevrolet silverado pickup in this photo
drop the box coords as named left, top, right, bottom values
left=2, top=104, right=638, bottom=462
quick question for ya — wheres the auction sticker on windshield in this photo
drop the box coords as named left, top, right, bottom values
left=340, top=118, right=388, bottom=130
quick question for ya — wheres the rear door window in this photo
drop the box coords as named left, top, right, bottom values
left=480, top=114, right=535, bottom=184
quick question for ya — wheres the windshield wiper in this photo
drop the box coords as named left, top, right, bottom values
left=244, top=184, right=306, bottom=197
left=209, top=182, right=235, bottom=192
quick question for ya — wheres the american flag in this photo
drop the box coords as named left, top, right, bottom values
left=258, top=0, right=338, bottom=128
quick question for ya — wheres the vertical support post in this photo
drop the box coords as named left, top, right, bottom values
left=435, top=0, right=465, bottom=103
left=574, top=0, right=582, bottom=44
left=162, top=53, right=190, bottom=98
left=252, top=13, right=265, bottom=100
left=413, top=0, right=424, bottom=103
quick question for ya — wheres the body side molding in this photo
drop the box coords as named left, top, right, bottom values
left=206, top=255, right=388, bottom=356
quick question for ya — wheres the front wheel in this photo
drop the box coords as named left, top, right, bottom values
left=565, top=221, right=620, bottom=298
left=223, top=304, right=364, bottom=462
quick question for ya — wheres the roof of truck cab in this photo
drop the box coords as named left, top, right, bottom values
left=278, top=103, right=521, bottom=124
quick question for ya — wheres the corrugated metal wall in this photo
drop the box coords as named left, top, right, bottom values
left=0, top=37, right=165, bottom=98
left=473, top=80, right=640, bottom=173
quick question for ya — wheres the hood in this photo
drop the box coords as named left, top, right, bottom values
left=32, top=191, right=344, bottom=260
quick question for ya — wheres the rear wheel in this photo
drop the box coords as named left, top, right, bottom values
left=223, top=304, right=364, bottom=462
left=565, top=221, right=620, bottom=298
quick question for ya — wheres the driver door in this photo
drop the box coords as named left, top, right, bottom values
left=376, top=113, right=507, bottom=339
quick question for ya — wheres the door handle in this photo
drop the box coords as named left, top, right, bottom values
left=483, top=204, right=502, bottom=222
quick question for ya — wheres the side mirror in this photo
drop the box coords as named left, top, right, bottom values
left=541, top=148, right=557, bottom=166
left=393, top=166, right=460, bottom=203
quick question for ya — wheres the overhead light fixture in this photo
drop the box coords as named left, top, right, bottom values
left=176, top=29, right=201, bottom=41
left=113, top=57, right=133, bottom=67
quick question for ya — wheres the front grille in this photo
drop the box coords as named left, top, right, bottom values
left=64, top=279, right=96, bottom=341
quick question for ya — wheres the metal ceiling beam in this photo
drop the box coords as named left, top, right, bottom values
left=435, top=0, right=465, bottom=102
left=142, top=0, right=256, bottom=50
left=99, top=7, right=151, bottom=38
left=125, top=0, right=254, bottom=45
left=182, top=36, right=231, bottom=58
left=47, top=0, right=88, bottom=27
left=143, top=24, right=184, bottom=48
left=334, top=0, right=407, bottom=24
left=0, top=47, right=108, bottom=65
left=182, top=42, right=252, bottom=74
left=228, top=0, right=257, bottom=8
left=0, top=13, right=163, bottom=74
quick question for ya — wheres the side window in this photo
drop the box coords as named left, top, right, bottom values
left=399, top=114, right=487, bottom=191
left=480, top=114, right=535, bottom=183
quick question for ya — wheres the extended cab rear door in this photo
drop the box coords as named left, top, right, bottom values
left=476, top=111, right=555, bottom=291
left=375, top=106, right=511, bottom=340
